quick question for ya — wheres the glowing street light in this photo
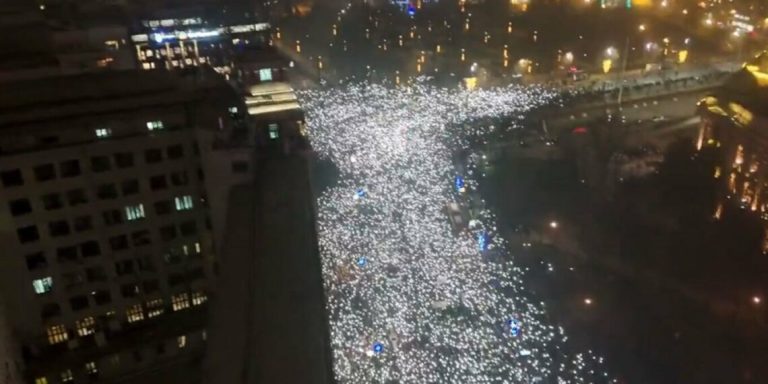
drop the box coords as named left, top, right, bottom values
left=584, top=297, right=593, bottom=305
left=753, top=296, right=762, bottom=305
left=461, top=48, right=466, bottom=62
left=549, top=221, right=559, bottom=229
left=295, top=40, right=301, bottom=53
left=638, top=24, right=646, bottom=32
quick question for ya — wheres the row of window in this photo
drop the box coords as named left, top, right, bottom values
left=16, top=197, right=196, bottom=244
left=0, top=142, right=193, bottom=188
left=37, top=328, right=205, bottom=384
left=8, top=173, right=191, bottom=218
left=46, top=291, right=208, bottom=346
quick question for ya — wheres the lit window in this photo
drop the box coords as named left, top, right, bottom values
left=146, top=121, right=164, bottom=131
left=33, top=277, right=53, bottom=294
left=191, top=291, right=207, bottom=306
left=95, top=128, right=111, bottom=138
left=124, top=204, right=145, bottom=221
left=259, top=68, right=273, bottom=82
left=142, top=62, right=152, bottom=70
left=61, top=370, right=74, bottom=383
left=228, top=106, right=238, bottom=114
left=47, top=324, right=68, bottom=344
left=76, top=317, right=96, bottom=337
left=194, top=242, right=201, bottom=254
left=174, top=195, right=194, bottom=211
left=268, top=123, right=279, bottom=140
left=126, top=304, right=144, bottom=323
left=177, top=335, right=186, bottom=348
left=85, top=361, right=98, bottom=375
left=35, top=378, right=48, bottom=384
left=171, top=293, right=190, bottom=311
left=146, top=298, right=164, bottom=318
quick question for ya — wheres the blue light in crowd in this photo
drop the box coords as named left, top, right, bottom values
left=356, top=188, right=366, bottom=198
left=407, top=4, right=416, bottom=16
left=477, top=231, right=489, bottom=251
left=357, top=256, right=368, bottom=267
left=508, top=319, right=521, bottom=337
left=373, top=342, right=384, bottom=354
left=454, top=175, right=465, bottom=191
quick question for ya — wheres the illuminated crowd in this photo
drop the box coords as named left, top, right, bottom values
left=299, top=83, right=614, bottom=383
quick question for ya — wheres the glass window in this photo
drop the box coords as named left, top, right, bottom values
left=48, top=220, right=70, bottom=237
left=96, top=184, right=118, bottom=200
left=147, top=298, right=164, bottom=318
left=85, top=361, right=98, bottom=376
left=191, top=291, right=207, bottom=306
left=25, top=252, right=47, bottom=270
left=69, top=295, right=88, bottom=311
left=41, top=193, right=63, bottom=210
left=144, top=149, right=162, bottom=163
left=33, top=277, right=53, bottom=294
left=174, top=195, right=194, bottom=211
left=9, top=198, right=32, bottom=216
left=95, top=128, right=111, bottom=138
left=1, top=169, right=23, bottom=186
left=46, top=324, right=68, bottom=344
left=177, top=335, right=187, bottom=348
left=268, top=123, right=279, bottom=140
left=171, top=293, right=190, bottom=311
left=66, top=189, right=88, bottom=206
left=61, top=370, right=74, bottom=383
left=146, top=121, right=164, bottom=131
left=91, top=156, right=111, bottom=172
left=126, top=304, right=144, bottom=323
left=121, top=179, right=140, bottom=195
left=59, top=160, right=81, bottom=177
left=154, top=200, right=172, bottom=215
left=259, top=68, right=273, bottom=82
left=80, top=241, right=101, bottom=258
left=17, top=225, right=40, bottom=243
left=35, top=377, right=47, bottom=384
left=167, top=145, right=184, bottom=159
left=114, top=152, right=134, bottom=168
left=125, top=204, right=145, bottom=221
left=76, top=317, right=95, bottom=337
left=34, top=164, right=56, bottom=182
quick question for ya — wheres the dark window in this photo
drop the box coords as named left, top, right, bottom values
left=167, top=273, right=185, bottom=287
left=149, top=175, right=167, bottom=191
left=197, top=167, right=205, bottom=181
left=66, top=189, right=88, bottom=206
left=9, top=198, right=31, bottom=216
left=41, top=303, right=61, bottom=319
left=232, top=161, right=249, bottom=173
left=192, top=141, right=200, bottom=156
left=57, top=246, right=78, bottom=263
left=132, top=230, right=152, bottom=246
left=80, top=241, right=101, bottom=258
left=154, top=200, right=172, bottom=215
left=170, top=171, right=189, bottom=186
left=144, top=149, right=162, bottom=164
left=159, top=225, right=177, bottom=241
left=142, top=279, right=159, bottom=293
left=25, top=252, right=47, bottom=270
left=0, top=169, right=23, bottom=187
left=167, top=145, right=184, bottom=159
left=69, top=295, right=89, bottom=311
left=39, top=136, right=59, bottom=145
left=103, top=209, right=123, bottom=226
left=86, top=266, right=107, bottom=282
left=121, top=179, right=140, bottom=195
left=120, top=284, right=139, bottom=298
left=60, top=159, right=81, bottom=177
left=115, top=260, right=134, bottom=276
left=17, top=225, right=39, bottom=243
left=48, top=220, right=70, bottom=237
left=96, top=183, right=118, bottom=200
left=156, top=343, right=166, bottom=355
left=114, top=152, right=134, bottom=168
left=73, top=216, right=93, bottom=232
left=92, top=290, right=111, bottom=305
left=187, top=267, right=205, bottom=281
left=109, top=235, right=129, bottom=251
left=133, top=350, right=143, bottom=363
left=41, top=193, right=63, bottom=210
left=62, top=271, right=84, bottom=288
left=90, top=156, right=111, bottom=172
left=137, top=256, right=154, bottom=272
left=179, top=221, right=198, bottom=236
left=33, top=164, right=56, bottom=182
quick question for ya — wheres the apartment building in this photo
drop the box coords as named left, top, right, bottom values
left=0, top=67, right=245, bottom=383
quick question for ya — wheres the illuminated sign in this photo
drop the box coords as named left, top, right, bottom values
left=153, top=29, right=222, bottom=43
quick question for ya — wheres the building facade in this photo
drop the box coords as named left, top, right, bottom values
left=0, top=68, right=245, bottom=383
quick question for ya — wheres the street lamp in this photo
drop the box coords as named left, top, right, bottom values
left=549, top=221, right=559, bottom=229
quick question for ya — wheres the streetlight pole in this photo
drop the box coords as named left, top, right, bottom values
left=617, top=36, right=630, bottom=106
